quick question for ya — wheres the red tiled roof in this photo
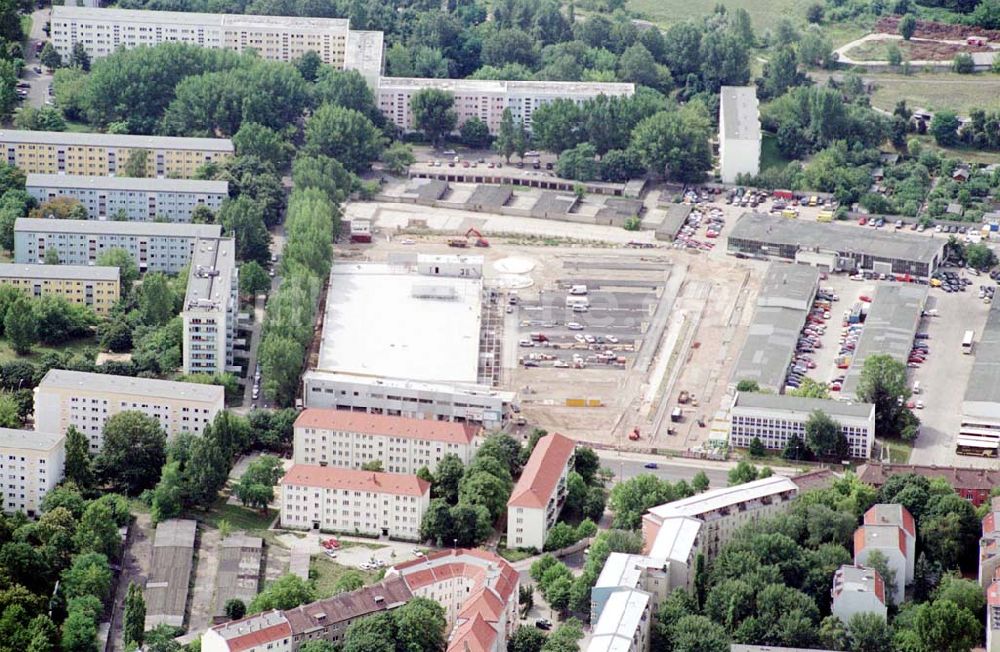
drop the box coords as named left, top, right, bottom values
left=989, top=580, right=1000, bottom=607
left=459, top=589, right=504, bottom=623
left=294, top=409, right=479, bottom=445
left=449, top=613, right=499, bottom=652
left=857, top=463, right=1000, bottom=505
left=282, top=577, right=412, bottom=635
left=221, top=621, right=292, bottom=652
left=853, top=528, right=865, bottom=554
left=641, top=515, right=661, bottom=555
left=873, top=569, right=886, bottom=606
left=986, top=512, right=998, bottom=535
left=508, top=433, right=576, bottom=509
left=280, top=464, right=430, bottom=497
left=790, top=468, right=837, bottom=491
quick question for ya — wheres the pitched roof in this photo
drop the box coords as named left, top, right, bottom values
left=280, top=465, right=430, bottom=497
left=857, top=462, right=1000, bottom=492
left=985, top=511, right=999, bottom=535
left=507, top=433, right=576, bottom=509
left=294, top=409, right=479, bottom=445
left=864, top=504, right=916, bottom=538
left=282, top=577, right=412, bottom=635
left=449, top=613, right=499, bottom=652
left=790, top=468, right=838, bottom=492
left=209, top=611, right=291, bottom=652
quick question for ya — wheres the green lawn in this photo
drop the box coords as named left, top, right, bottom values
left=869, top=71, right=1000, bottom=115
left=882, top=439, right=913, bottom=464
left=760, top=132, right=790, bottom=172
left=0, top=336, right=98, bottom=363
left=627, top=0, right=803, bottom=30
left=310, top=555, right=381, bottom=599
left=196, top=498, right=277, bottom=532
left=498, top=547, right=535, bottom=563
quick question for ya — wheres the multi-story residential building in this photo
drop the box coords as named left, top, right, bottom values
left=0, top=129, right=233, bottom=177
left=27, top=174, right=228, bottom=222
left=857, top=462, right=1000, bottom=507
left=389, top=549, right=520, bottom=652
left=292, top=409, right=481, bottom=474
left=0, top=427, right=65, bottom=517
left=182, top=237, right=238, bottom=375
left=591, top=553, right=671, bottom=624
left=729, top=392, right=876, bottom=458
left=377, top=77, right=635, bottom=134
left=14, top=218, right=222, bottom=274
left=0, top=263, right=119, bottom=315
left=863, top=504, right=916, bottom=581
left=50, top=7, right=385, bottom=84
left=831, top=565, right=887, bottom=626
left=202, top=611, right=293, bottom=652
left=33, top=369, right=224, bottom=452
left=718, top=86, right=760, bottom=183
left=989, top=575, right=1000, bottom=652
left=854, top=504, right=914, bottom=604
left=587, top=589, right=652, bottom=652
left=506, top=432, right=576, bottom=550
left=981, top=498, right=1000, bottom=588
left=279, top=464, right=430, bottom=540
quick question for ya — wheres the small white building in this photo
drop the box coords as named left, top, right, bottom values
left=0, top=427, right=65, bottom=517
left=279, top=465, right=430, bottom=540
left=587, top=589, right=652, bottom=652
left=831, top=564, right=887, bottom=626
left=718, top=86, right=761, bottom=183
left=506, top=432, right=576, bottom=550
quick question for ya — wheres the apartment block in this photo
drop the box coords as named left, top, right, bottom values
left=863, top=503, right=916, bottom=581
left=34, top=369, right=224, bottom=452
left=853, top=504, right=915, bottom=605
left=587, top=589, right=652, bottom=652
left=0, top=427, right=65, bottom=516
left=377, top=77, right=635, bottom=134
left=982, top=498, right=1000, bottom=588
left=591, top=553, right=671, bottom=627
left=506, top=433, right=576, bottom=550
left=14, top=218, right=222, bottom=274
left=989, top=576, right=1000, bottom=652
left=183, top=237, right=239, bottom=375
left=293, top=409, right=481, bottom=474
left=50, top=6, right=385, bottom=84
left=729, top=392, right=876, bottom=459
left=27, top=174, right=228, bottom=222
left=831, top=565, right=887, bottom=626
left=718, top=86, right=761, bottom=183
left=0, top=129, right=233, bottom=177
left=0, top=263, right=119, bottom=315
left=279, top=465, right=430, bottom=540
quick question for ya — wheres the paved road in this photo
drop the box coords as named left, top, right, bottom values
left=595, top=449, right=807, bottom=489
left=22, top=8, right=51, bottom=109
left=240, top=221, right=287, bottom=411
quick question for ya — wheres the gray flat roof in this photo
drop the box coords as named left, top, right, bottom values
left=655, top=204, right=691, bottom=240
left=720, top=86, right=760, bottom=141
left=38, top=369, right=225, bottom=403
left=0, top=263, right=119, bottom=281
left=759, top=263, right=820, bottom=308
left=213, top=533, right=263, bottom=617
left=0, top=128, right=233, bottom=152
left=185, top=238, right=236, bottom=314
left=964, top=299, right=1000, bottom=405
left=842, top=283, right=927, bottom=397
left=15, top=217, right=222, bottom=238
left=402, top=178, right=449, bottom=201
left=734, top=391, right=874, bottom=419
left=0, top=427, right=63, bottom=451
left=26, top=173, right=229, bottom=194
left=146, top=519, right=197, bottom=628
left=731, top=305, right=808, bottom=393
left=531, top=191, right=577, bottom=216
left=465, top=185, right=513, bottom=209
left=729, top=213, right=944, bottom=265
left=53, top=5, right=349, bottom=31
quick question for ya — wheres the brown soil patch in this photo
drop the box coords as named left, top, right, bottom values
left=877, top=15, right=1000, bottom=41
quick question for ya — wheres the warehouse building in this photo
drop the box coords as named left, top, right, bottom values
left=729, top=392, right=876, bottom=458
left=27, top=174, right=228, bottom=222
left=841, top=283, right=927, bottom=398
left=730, top=263, right=820, bottom=393
left=182, top=237, right=239, bottom=375
left=145, top=519, right=198, bottom=629
left=0, top=129, right=233, bottom=177
left=961, top=299, right=1000, bottom=457
left=728, top=212, right=945, bottom=280
left=14, top=218, right=222, bottom=274
left=212, top=534, right=263, bottom=620
left=718, top=86, right=760, bottom=183
left=0, top=263, right=119, bottom=315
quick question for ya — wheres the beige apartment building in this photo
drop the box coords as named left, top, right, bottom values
left=34, top=369, right=225, bottom=452
left=293, top=409, right=481, bottom=474
left=0, top=263, right=120, bottom=315
left=0, top=427, right=65, bottom=516
left=279, top=464, right=430, bottom=540
left=0, top=129, right=233, bottom=177
left=507, top=432, right=576, bottom=550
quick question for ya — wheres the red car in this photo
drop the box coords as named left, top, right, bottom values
left=859, top=295, right=872, bottom=303
left=322, top=538, right=341, bottom=549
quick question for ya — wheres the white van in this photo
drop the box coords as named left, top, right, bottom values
left=912, top=381, right=921, bottom=395
left=569, top=285, right=588, bottom=295
left=566, top=296, right=590, bottom=308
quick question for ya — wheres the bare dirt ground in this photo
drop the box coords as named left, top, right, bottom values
left=876, top=15, right=1000, bottom=41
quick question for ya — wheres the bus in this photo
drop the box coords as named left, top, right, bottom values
left=956, top=436, right=998, bottom=458
left=962, top=330, right=975, bottom=354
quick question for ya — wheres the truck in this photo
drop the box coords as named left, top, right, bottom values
left=678, top=390, right=690, bottom=404
left=670, top=407, right=683, bottom=423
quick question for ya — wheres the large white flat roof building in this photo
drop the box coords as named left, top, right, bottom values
left=718, top=86, right=761, bottom=183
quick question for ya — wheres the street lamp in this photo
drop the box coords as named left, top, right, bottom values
left=453, top=538, right=457, bottom=550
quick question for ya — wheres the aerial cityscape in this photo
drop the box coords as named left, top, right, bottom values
left=0, top=0, right=995, bottom=651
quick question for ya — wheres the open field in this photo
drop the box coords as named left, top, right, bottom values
left=626, top=0, right=801, bottom=30
left=310, top=556, right=380, bottom=599
left=845, top=38, right=989, bottom=62
left=0, top=336, right=97, bottom=363
left=869, top=72, right=1000, bottom=114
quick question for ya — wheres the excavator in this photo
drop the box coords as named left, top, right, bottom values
left=448, top=228, right=490, bottom=248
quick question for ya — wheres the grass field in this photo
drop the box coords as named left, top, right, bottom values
left=0, top=336, right=97, bottom=363
left=311, top=556, right=380, bottom=599
left=198, top=499, right=277, bottom=532
left=627, top=0, right=802, bottom=30
left=760, top=133, right=791, bottom=172
left=869, top=72, right=1000, bottom=114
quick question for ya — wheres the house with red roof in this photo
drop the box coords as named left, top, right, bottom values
left=293, top=409, right=481, bottom=474
left=506, top=433, right=576, bottom=551
left=853, top=504, right=914, bottom=604
left=201, top=610, right=293, bottom=652
left=831, top=564, right=887, bottom=626
left=279, top=464, right=430, bottom=540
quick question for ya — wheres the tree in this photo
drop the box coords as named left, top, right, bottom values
left=509, top=626, right=546, bottom=652
left=304, top=104, right=384, bottom=174
left=394, top=597, right=447, bottom=652
left=856, top=354, right=910, bottom=438
left=381, top=142, right=416, bottom=176
left=4, top=296, right=37, bottom=355
left=123, top=582, right=146, bottom=648
left=138, top=272, right=174, bottom=327
left=235, top=455, right=284, bottom=511
left=670, top=615, right=729, bottom=652
left=556, top=143, right=600, bottom=181
left=805, top=410, right=849, bottom=459
left=736, top=379, right=760, bottom=392
left=151, top=460, right=184, bottom=523
left=460, top=118, right=491, bottom=148
left=74, top=498, right=125, bottom=558
left=220, top=197, right=271, bottom=265
left=342, top=613, right=395, bottom=652
left=541, top=619, right=583, bottom=652
left=410, top=89, right=457, bottom=148
left=630, top=104, right=713, bottom=182
left=224, top=598, right=247, bottom=620
left=531, top=99, right=583, bottom=154
left=40, top=43, right=61, bottom=70
left=930, top=111, right=960, bottom=146
left=123, top=149, right=149, bottom=178
left=899, top=13, right=917, bottom=39
left=61, top=597, right=99, bottom=652
left=233, top=122, right=293, bottom=170
left=789, top=377, right=831, bottom=399
left=361, top=460, right=384, bottom=472
left=865, top=550, right=897, bottom=606
left=728, top=460, right=763, bottom=486
left=494, top=108, right=526, bottom=163
left=748, top=436, right=766, bottom=458
left=434, top=454, right=464, bottom=504
left=333, top=570, right=366, bottom=594
left=609, top=474, right=687, bottom=529
left=96, top=248, right=139, bottom=295
left=914, top=599, right=980, bottom=652
left=299, top=642, right=335, bottom=652
left=887, top=42, right=903, bottom=67
left=459, top=471, right=510, bottom=520
left=966, top=242, right=996, bottom=270
left=64, top=426, right=95, bottom=490
left=846, top=612, right=892, bottom=652
left=692, top=471, right=710, bottom=493
left=95, top=411, right=167, bottom=495
left=70, top=42, right=91, bottom=71
left=574, top=447, right=600, bottom=485
left=249, top=574, right=316, bottom=613
left=293, top=51, right=323, bottom=82
left=806, top=2, right=824, bottom=22
left=61, top=552, right=113, bottom=602
left=239, top=261, right=271, bottom=297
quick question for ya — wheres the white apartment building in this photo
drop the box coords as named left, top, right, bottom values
left=729, top=392, right=877, bottom=459
left=591, top=553, right=672, bottom=625
left=831, top=565, right=887, bottom=626
left=506, top=433, right=576, bottom=551
left=853, top=524, right=909, bottom=604
left=202, top=611, right=292, bottom=652
left=293, top=409, right=481, bottom=474
left=279, top=464, right=430, bottom=540
left=27, top=174, right=228, bottom=222
left=377, top=77, right=635, bottom=134
left=14, top=218, right=222, bottom=274
left=863, top=503, right=916, bottom=581
left=0, top=427, right=65, bottom=516
left=587, top=589, right=652, bottom=652
left=182, top=237, right=239, bottom=375
left=50, top=6, right=385, bottom=84
left=989, top=579, right=1000, bottom=652
left=34, top=369, right=225, bottom=452
left=981, top=498, right=1000, bottom=588
left=718, top=86, right=760, bottom=183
